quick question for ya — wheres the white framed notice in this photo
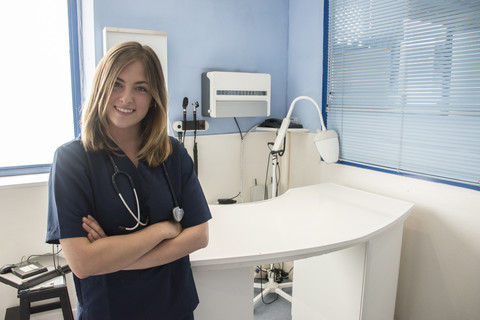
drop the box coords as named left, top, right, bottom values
left=103, top=27, right=168, bottom=84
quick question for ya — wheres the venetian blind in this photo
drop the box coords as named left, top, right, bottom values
left=326, top=0, right=480, bottom=187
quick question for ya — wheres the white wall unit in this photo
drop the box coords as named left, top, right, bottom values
left=201, top=71, right=271, bottom=118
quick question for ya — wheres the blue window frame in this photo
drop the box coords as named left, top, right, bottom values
left=68, top=0, right=82, bottom=140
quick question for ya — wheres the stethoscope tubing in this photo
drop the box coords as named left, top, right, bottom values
left=109, top=154, right=148, bottom=231
left=161, top=163, right=184, bottom=222
left=109, top=153, right=183, bottom=231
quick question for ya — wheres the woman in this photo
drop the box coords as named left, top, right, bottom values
left=46, top=42, right=211, bottom=320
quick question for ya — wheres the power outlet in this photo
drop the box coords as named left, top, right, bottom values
left=173, top=120, right=209, bottom=132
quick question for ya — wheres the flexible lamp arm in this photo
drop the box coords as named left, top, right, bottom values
left=271, top=96, right=326, bottom=153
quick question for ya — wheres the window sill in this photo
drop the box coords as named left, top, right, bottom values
left=0, top=173, right=49, bottom=190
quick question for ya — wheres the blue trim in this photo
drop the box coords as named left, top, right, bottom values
left=339, top=160, right=480, bottom=192
left=0, top=165, right=51, bottom=177
left=68, top=0, right=82, bottom=138
left=321, top=0, right=329, bottom=128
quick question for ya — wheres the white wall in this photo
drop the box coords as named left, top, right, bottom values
left=288, top=133, right=480, bottom=320
left=2, top=133, right=479, bottom=320
left=325, top=166, right=480, bottom=320
left=183, top=132, right=277, bottom=204
left=0, top=182, right=77, bottom=318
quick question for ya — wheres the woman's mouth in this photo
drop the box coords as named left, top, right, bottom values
left=115, top=106, right=135, bottom=114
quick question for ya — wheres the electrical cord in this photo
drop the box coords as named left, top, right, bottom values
left=18, top=245, right=64, bottom=274
left=23, top=248, right=62, bottom=265
left=257, top=266, right=279, bottom=304
left=237, top=121, right=285, bottom=202
left=275, top=157, right=281, bottom=197
left=193, top=101, right=199, bottom=174
left=233, top=117, right=244, bottom=140
left=237, top=122, right=260, bottom=203
left=217, top=192, right=241, bottom=204
left=255, top=263, right=293, bottom=304
left=264, top=152, right=271, bottom=199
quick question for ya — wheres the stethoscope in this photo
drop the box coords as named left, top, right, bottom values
left=109, top=154, right=184, bottom=231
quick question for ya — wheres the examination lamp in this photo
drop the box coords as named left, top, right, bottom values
left=271, top=96, right=339, bottom=197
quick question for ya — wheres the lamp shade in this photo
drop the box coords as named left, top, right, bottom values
left=314, top=129, right=339, bottom=163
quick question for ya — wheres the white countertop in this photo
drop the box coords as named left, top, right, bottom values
left=190, top=183, right=414, bottom=269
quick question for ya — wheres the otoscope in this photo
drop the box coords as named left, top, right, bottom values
left=180, top=97, right=188, bottom=145
left=192, top=101, right=199, bottom=175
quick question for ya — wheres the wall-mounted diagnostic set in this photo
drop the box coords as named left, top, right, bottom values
left=202, top=71, right=271, bottom=118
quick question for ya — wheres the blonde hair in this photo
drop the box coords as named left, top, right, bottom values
left=81, top=41, right=171, bottom=166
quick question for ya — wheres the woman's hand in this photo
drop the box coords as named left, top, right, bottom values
left=82, top=215, right=182, bottom=243
left=82, top=215, right=107, bottom=242
left=163, top=220, right=183, bottom=239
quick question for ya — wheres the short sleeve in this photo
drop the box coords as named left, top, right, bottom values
left=46, top=140, right=94, bottom=244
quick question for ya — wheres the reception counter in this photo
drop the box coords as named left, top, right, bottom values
left=190, top=183, right=414, bottom=320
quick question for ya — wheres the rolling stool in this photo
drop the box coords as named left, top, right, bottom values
left=4, top=280, right=73, bottom=320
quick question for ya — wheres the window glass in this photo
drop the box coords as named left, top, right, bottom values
left=326, top=0, right=480, bottom=188
left=0, top=0, right=74, bottom=172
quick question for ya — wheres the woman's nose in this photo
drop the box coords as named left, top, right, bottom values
left=119, top=88, right=134, bottom=105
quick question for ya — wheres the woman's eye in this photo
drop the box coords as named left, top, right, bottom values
left=113, top=81, right=122, bottom=88
left=136, top=86, right=148, bottom=93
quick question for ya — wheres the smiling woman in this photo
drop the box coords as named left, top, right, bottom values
left=0, top=0, right=75, bottom=175
left=47, top=42, right=211, bottom=320
left=106, top=60, right=153, bottom=164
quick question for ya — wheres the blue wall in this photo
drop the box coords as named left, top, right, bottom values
left=287, top=0, right=325, bottom=131
left=88, top=0, right=324, bottom=135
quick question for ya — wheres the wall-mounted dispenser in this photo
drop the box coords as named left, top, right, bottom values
left=202, top=71, right=271, bottom=118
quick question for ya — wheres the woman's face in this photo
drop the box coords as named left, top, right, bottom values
left=106, top=60, right=152, bottom=138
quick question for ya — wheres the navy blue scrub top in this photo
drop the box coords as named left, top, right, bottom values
left=46, top=137, right=211, bottom=320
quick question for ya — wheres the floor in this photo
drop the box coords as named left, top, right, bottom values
left=253, top=280, right=292, bottom=320
left=23, top=280, right=294, bottom=320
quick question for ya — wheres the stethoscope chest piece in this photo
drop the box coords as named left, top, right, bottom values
left=172, top=207, right=184, bottom=222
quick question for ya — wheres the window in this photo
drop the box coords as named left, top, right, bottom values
left=0, top=0, right=78, bottom=176
left=325, top=0, right=480, bottom=189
